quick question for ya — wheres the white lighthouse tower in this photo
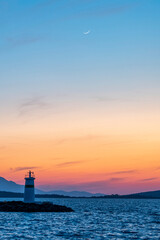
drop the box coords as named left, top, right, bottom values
left=24, top=170, right=35, bottom=203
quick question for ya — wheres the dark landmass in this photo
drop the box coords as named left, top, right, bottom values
left=124, top=190, right=160, bottom=199
left=0, top=201, right=74, bottom=212
left=0, top=190, right=160, bottom=199
left=47, top=190, right=104, bottom=197
left=0, top=191, right=70, bottom=198
left=0, top=191, right=23, bottom=198
left=93, top=190, right=160, bottom=199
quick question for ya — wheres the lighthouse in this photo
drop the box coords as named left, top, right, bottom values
left=24, top=170, right=35, bottom=203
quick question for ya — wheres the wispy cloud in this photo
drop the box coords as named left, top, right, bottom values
left=64, top=2, right=139, bottom=21
left=5, top=36, right=42, bottom=49
left=109, top=170, right=137, bottom=175
left=109, top=177, right=126, bottom=182
left=11, top=166, right=39, bottom=172
left=19, top=96, right=50, bottom=117
left=140, top=178, right=159, bottom=182
left=56, top=161, right=82, bottom=168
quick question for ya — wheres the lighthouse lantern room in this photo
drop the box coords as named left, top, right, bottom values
left=24, top=170, right=35, bottom=203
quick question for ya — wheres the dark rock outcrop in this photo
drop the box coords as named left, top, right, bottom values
left=0, top=201, right=74, bottom=212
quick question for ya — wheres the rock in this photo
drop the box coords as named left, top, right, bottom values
left=0, top=201, right=74, bottom=212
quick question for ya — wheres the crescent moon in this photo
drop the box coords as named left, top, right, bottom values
left=83, top=30, right=91, bottom=35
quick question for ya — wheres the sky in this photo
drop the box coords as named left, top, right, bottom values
left=0, top=0, right=160, bottom=194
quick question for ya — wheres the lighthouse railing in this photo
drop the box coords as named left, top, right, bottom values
left=25, top=172, right=35, bottom=178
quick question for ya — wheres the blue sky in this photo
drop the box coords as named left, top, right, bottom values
left=1, top=0, right=160, bottom=101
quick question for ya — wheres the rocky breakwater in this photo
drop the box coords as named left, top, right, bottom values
left=0, top=201, right=74, bottom=212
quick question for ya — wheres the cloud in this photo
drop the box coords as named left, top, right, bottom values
left=64, top=2, right=139, bottom=21
left=11, top=166, right=39, bottom=172
left=109, top=170, right=137, bottom=175
left=5, top=36, right=42, bottom=49
left=140, top=178, right=159, bottom=182
left=109, top=177, right=126, bottom=182
left=19, top=96, right=50, bottom=117
left=56, top=161, right=82, bottom=168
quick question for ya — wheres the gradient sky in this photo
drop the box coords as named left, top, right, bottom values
left=0, top=0, right=160, bottom=194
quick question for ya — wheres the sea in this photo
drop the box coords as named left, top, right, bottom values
left=0, top=198, right=159, bottom=239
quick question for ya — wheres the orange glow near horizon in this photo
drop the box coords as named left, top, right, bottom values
left=1, top=107, right=160, bottom=194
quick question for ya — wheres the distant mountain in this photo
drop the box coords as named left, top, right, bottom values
left=0, top=177, right=24, bottom=193
left=47, top=190, right=105, bottom=197
left=0, top=177, right=44, bottom=194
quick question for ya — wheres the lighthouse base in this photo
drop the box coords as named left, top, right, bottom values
left=0, top=201, right=74, bottom=212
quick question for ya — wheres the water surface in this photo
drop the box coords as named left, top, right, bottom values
left=0, top=198, right=159, bottom=239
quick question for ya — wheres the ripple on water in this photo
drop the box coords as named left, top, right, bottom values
left=0, top=199, right=159, bottom=239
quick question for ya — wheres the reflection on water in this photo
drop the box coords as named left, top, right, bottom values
left=0, top=198, right=160, bottom=239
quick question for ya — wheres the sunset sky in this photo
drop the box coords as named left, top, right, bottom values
left=0, top=0, right=160, bottom=194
